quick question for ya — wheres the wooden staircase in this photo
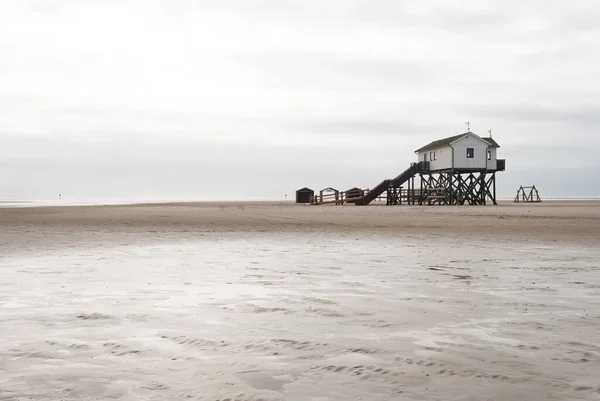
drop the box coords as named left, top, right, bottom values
left=355, top=162, right=426, bottom=206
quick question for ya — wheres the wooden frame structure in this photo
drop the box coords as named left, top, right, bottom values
left=311, top=187, right=367, bottom=205
left=386, top=187, right=422, bottom=205
left=314, top=187, right=339, bottom=204
left=514, top=185, right=541, bottom=203
left=344, top=187, right=364, bottom=204
left=417, top=170, right=498, bottom=205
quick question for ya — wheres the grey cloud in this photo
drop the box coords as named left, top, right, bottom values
left=198, top=0, right=510, bottom=31
left=244, top=52, right=442, bottom=92
left=242, top=115, right=437, bottom=136
left=470, top=105, right=600, bottom=125
left=284, top=119, right=429, bottom=136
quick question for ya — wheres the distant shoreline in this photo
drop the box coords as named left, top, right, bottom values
left=0, top=199, right=289, bottom=209
left=1, top=197, right=600, bottom=209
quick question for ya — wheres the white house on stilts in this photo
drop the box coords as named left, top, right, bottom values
left=314, top=131, right=506, bottom=207
left=412, top=131, right=505, bottom=205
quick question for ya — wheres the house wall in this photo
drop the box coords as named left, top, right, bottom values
left=417, top=146, right=452, bottom=171
left=452, top=134, right=491, bottom=170
left=487, top=147, right=497, bottom=170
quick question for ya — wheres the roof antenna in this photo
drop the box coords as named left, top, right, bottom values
left=488, top=129, right=492, bottom=138
left=465, top=121, right=470, bottom=132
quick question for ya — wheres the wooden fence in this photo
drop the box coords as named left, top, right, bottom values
left=311, top=188, right=424, bottom=205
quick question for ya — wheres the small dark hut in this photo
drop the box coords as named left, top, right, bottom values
left=295, top=187, right=314, bottom=203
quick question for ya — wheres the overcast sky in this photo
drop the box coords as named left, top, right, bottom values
left=1, top=0, right=599, bottom=201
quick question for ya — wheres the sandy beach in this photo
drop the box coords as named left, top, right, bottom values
left=1, top=201, right=599, bottom=400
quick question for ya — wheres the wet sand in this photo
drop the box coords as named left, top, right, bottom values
left=1, top=201, right=599, bottom=400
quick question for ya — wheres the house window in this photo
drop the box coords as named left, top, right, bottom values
left=430, top=152, right=433, bottom=161
left=424, top=153, right=428, bottom=161
left=434, top=151, right=437, bottom=160
left=487, top=150, right=491, bottom=160
left=466, top=148, right=474, bottom=158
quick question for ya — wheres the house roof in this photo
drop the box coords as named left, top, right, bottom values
left=481, top=137, right=500, bottom=148
left=414, top=133, right=466, bottom=153
left=296, top=187, right=314, bottom=192
left=415, top=132, right=500, bottom=153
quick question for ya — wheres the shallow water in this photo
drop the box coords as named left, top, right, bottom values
left=1, top=233, right=599, bottom=400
